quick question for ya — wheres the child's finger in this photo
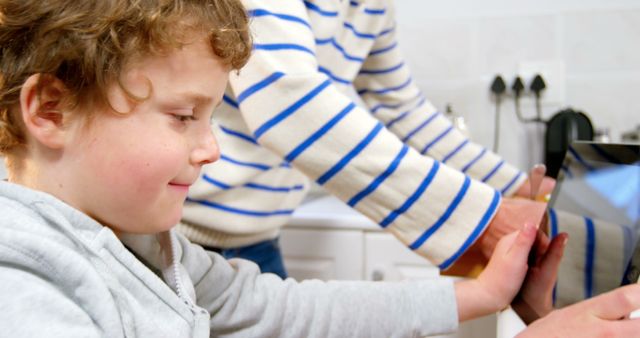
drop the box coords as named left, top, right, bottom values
left=492, top=230, right=518, bottom=256
left=535, top=230, right=550, bottom=256
left=535, top=233, right=567, bottom=271
left=531, top=233, right=567, bottom=293
left=530, top=229, right=551, bottom=266
left=506, top=222, right=537, bottom=261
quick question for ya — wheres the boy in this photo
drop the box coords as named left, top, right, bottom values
left=2, top=0, right=633, bottom=337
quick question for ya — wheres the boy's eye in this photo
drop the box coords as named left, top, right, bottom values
left=171, top=114, right=197, bottom=122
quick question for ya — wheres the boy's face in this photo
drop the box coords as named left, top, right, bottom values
left=60, top=38, right=227, bottom=234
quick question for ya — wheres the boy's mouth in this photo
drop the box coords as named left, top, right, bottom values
left=169, top=182, right=191, bottom=187
left=168, top=178, right=195, bottom=187
left=168, top=181, right=192, bottom=192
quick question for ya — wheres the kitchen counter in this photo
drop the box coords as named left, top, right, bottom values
left=285, top=193, right=380, bottom=231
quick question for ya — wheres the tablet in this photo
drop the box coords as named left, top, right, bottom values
left=548, top=141, right=639, bottom=305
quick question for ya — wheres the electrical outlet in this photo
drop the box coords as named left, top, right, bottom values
left=517, top=59, right=566, bottom=106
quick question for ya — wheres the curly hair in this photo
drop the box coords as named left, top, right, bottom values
left=0, top=0, right=252, bottom=155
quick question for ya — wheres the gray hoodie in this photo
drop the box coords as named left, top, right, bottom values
left=0, top=181, right=458, bottom=337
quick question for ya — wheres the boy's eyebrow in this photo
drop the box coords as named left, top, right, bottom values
left=171, top=91, right=215, bottom=106
left=158, top=91, right=223, bottom=110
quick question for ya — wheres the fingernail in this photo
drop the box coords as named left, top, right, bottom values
left=523, top=222, right=535, bottom=234
left=525, top=222, right=539, bottom=231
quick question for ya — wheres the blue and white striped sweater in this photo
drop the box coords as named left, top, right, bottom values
left=180, top=0, right=525, bottom=268
left=550, top=208, right=632, bottom=307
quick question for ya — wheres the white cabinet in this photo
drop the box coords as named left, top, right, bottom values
left=279, top=194, right=499, bottom=338
left=279, top=228, right=364, bottom=280
left=364, top=232, right=440, bottom=281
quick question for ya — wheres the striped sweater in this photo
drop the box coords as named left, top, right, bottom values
left=550, top=208, right=631, bottom=307
left=549, top=144, right=637, bottom=306
left=180, top=0, right=526, bottom=269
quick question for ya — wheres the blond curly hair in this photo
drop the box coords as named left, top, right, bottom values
left=0, top=0, right=252, bottom=155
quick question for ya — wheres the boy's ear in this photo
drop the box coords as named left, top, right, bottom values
left=19, top=74, right=69, bottom=149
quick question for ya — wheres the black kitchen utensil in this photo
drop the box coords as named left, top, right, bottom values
left=544, top=108, right=594, bottom=178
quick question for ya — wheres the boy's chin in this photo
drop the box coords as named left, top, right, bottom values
left=121, top=211, right=182, bottom=235
left=148, top=222, right=178, bottom=234
left=161, top=210, right=183, bottom=232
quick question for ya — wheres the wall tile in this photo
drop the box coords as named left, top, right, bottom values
left=395, top=1, right=639, bottom=169
left=476, top=15, right=559, bottom=77
left=397, top=19, right=474, bottom=81
left=566, top=74, right=640, bottom=142
left=564, top=9, right=640, bottom=73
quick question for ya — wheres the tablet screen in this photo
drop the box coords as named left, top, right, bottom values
left=548, top=141, right=639, bottom=305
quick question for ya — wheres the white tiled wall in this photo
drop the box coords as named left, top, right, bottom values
left=395, top=0, right=640, bottom=170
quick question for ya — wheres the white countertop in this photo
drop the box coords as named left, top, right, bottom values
left=285, top=193, right=380, bottom=231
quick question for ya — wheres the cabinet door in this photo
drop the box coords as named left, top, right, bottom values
left=364, top=232, right=440, bottom=281
left=364, top=232, right=497, bottom=338
left=280, top=228, right=364, bottom=281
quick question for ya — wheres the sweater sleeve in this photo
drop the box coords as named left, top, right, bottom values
left=177, top=234, right=459, bottom=337
left=0, top=266, right=102, bottom=338
left=352, top=3, right=526, bottom=196
left=230, top=0, right=501, bottom=268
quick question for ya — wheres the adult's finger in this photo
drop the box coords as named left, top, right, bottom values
left=598, top=318, right=640, bottom=338
left=583, top=284, right=640, bottom=320
left=533, top=233, right=567, bottom=283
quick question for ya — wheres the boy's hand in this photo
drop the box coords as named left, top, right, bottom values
left=511, top=232, right=568, bottom=324
left=455, top=222, right=537, bottom=322
left=471, top=198, right=547, bottom=260
left=518, top=284, right=640, bottom=338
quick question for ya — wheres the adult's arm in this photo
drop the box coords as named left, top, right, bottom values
left=229, top=0, right=503, bottom=269
left=351, top=3, right=525, bottom=195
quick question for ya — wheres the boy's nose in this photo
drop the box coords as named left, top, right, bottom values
left=191, top=130, right=220, bottom=165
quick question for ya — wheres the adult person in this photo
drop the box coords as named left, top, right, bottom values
left=179, top=0, right=552, bottom=278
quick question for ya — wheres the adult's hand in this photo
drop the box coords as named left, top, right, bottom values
left=518, top=284, right=640, bottom=337
left=515, top=176, right=556, bottom=201
left=472, top=197, right=547, bottom=260
left=511, top=232, right=568, bottom=324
